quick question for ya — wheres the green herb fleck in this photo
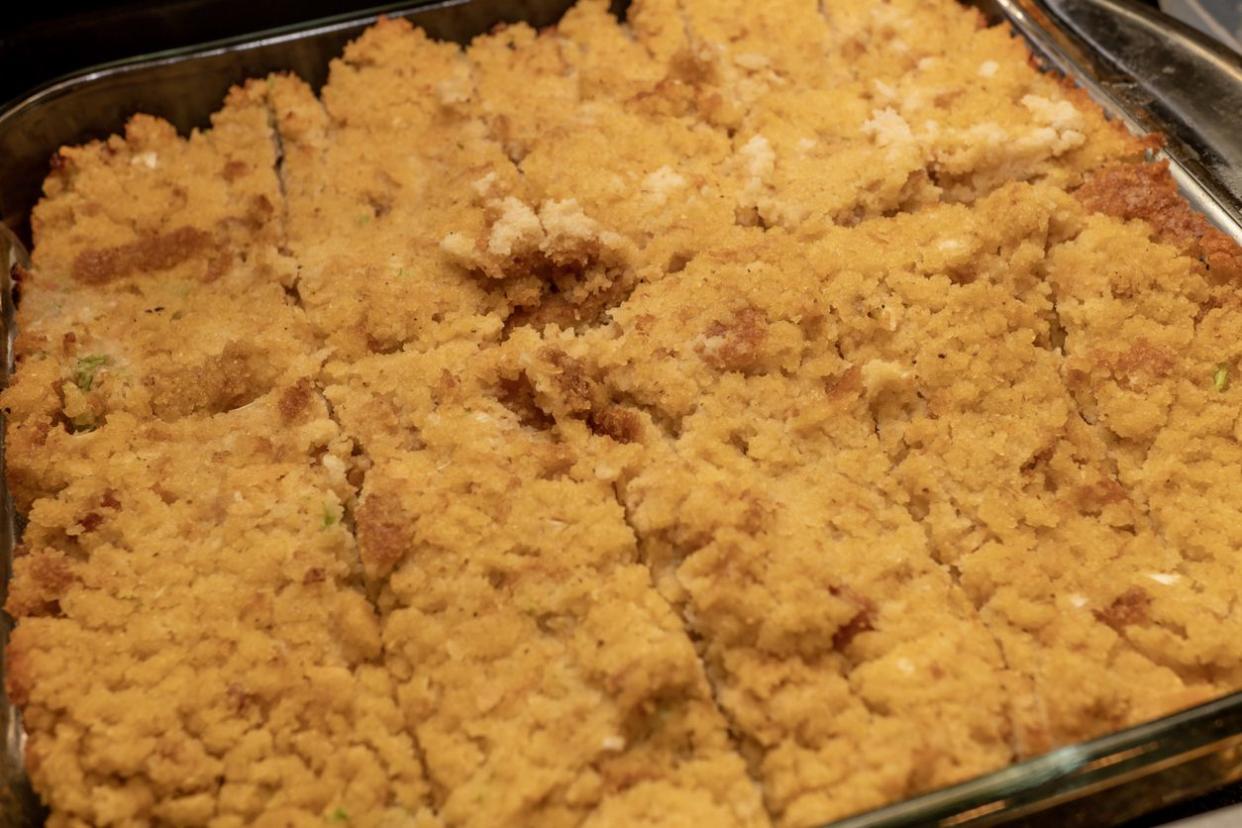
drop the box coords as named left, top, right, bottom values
left=322, top=506, right=337, bottom=529
left=74, top=355, right=110, bottom=391
left=1214, top=364, right=1231, bottom=393
left=328, top=807, right=349, bottom=822
left=396, top=268, right=409, bottom=278
left=356, top=213, right=372, bottom=226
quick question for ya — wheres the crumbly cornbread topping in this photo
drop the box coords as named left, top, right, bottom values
left=4, top=1, right=1240, bottom=827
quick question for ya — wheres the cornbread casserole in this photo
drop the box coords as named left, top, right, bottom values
left=4, top=0, right=1242, bottom=825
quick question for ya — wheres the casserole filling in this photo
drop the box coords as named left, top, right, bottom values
left=4, top=1, right=1240, bottom=826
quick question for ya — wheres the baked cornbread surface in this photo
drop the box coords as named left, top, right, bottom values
left=4, top=1, right=1240, bottom=826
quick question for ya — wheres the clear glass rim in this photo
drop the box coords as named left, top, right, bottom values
left=831, top=691, right=1242, bottom=827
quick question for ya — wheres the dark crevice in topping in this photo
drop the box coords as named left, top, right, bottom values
left=500, top=343, right=684, bottom=444
left=665, top=251, right=692, bottom=274
left=309, top=382, right=440, bottom=804
left=606, top=390, right=683, bottom=442
left=256, top=75, right=439, bottom=807
left=607, top=454, right=770, bottom=813
left=363, top=336, right=404, bottom=356
left=496, top=373, right=556, bottom=431
left=495, top=362, right=658, bottom=445
left=260, top=81, right=307, bottom=317
left=828, top=585, right=876, bottom=652
left=1047, top=297, right=1068, bottom=354
left=733, top=206, right=767, bottom=230
left=829, top=338, right=1024, bottom=764
left=502, top=269, right=638, bottom=337
left=448, top=208, right=643, bottom=342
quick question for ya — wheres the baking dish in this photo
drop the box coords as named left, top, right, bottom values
left=1, top=1, right=1240, bottom=826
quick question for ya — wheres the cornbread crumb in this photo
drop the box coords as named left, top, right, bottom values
left=6, top=1, right=1241, bottom=827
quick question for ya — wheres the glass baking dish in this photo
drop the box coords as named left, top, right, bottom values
left=0, top=1, right=1240, bottom=826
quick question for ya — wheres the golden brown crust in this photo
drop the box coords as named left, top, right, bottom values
left=1077, top=161, right=1242, bottom=282
left=7, top=1, right=1242, bottom=826
left=4, top=547, right=74, bottom=617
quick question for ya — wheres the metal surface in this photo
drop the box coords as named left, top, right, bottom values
left=1172, top=803, right=1242, bottom=827
left=1161, top=0, right=1242, bottom=51
left=0, top=1, right=1240, bottom=826
left=0, top=228, right=37, bottom=828
left=835, top=693, right=1242, bottom=827
left=981, top=0, right=1242, bottom=239
left=1040, top=0, right=1242, bottom=225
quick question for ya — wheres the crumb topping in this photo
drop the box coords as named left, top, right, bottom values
left=5, top=1, right=1240, bottom=827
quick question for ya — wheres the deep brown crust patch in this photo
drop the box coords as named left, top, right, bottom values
left=221, top=160, right=250, bottom=181
left=278, top=379, right=315, bottom=425
left=72, top=226, right=214, bottom=284
left=588, top=405, right=643, bottom=444
left=699, top=306, right=768, bottom=373
left=1077, top=162, right=1242, bottom=283
left=6, top=549, right=74, bottom=618
left=1073, top=477, right=1131, bottom=515
left=356, top=491, right=411, bottom=576
left=1099, top=339, right=1177, bottom=389
left=826, top=365, right=864, bottom=401
left=1095, top=586, right=1152, bottom=629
